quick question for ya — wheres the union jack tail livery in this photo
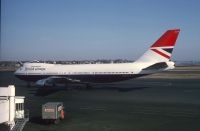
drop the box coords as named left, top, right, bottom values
left=136, top=29, right=180, bottom=63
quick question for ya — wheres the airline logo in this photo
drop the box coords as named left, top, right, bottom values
left=151, top=46, right=173, bottom=59
left=150, top=29, right=180, bottom=59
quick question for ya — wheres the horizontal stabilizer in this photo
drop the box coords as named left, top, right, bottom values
left=142, top=62, right=168, bottom=70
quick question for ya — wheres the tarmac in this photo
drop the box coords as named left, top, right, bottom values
left=0, top=67, right=200, bottom=131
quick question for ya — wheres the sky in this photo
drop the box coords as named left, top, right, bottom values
left=1, top=0, right=200, bottom=61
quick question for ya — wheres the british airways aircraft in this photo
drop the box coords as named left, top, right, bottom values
left=15, top=29, right=180, bottom=86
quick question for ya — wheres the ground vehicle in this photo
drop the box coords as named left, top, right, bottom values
left=42, top=102, right=64, bottom=124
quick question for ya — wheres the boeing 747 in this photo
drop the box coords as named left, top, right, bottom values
left=15, top=29, right=180, bottom=87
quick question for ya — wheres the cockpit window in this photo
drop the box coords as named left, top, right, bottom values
left=29, top=60, right=40, bottom=63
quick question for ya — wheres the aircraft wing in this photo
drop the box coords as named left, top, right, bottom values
left=36, top=76, right=82, bottom=87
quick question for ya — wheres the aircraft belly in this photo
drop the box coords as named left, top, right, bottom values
left=15, top=74, right=148, bottom=83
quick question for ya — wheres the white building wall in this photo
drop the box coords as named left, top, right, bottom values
left=0, top=100, right=9, bottom=123
left=0, top=85, right=16, bottom=129
left=0, top=85, right=25, bottom=125
left=0, top=85, right=15, bottom=96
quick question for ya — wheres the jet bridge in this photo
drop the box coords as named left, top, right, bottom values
left=0, top=85, right=29, bottom=131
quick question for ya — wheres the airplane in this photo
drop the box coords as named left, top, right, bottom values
left=14, top=29, right=180, bottom=87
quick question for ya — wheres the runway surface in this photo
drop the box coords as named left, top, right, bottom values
left=0, top=70, right=200, bottom=131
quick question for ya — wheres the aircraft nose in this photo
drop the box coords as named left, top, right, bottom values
left=14, top=67, right=22, bottom=75
left=14, top=69, right=19, bottom=75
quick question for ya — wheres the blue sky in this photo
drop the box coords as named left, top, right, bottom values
left=1, top=0, right=200, bottom=61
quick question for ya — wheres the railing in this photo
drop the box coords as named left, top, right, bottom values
left=12, top=110, right=29, bottom=131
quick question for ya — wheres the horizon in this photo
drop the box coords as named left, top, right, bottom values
left=1, top=0, right=200, bottom=61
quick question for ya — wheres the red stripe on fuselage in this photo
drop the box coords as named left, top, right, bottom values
left=151, top=49, right=170, bottom=59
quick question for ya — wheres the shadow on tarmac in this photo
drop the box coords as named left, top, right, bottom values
left=27, top=84, right=150, bottom=96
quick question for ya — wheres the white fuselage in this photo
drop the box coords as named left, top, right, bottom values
left=14, top=61, right=174, bottom=83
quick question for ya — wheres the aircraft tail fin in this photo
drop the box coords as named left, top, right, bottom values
left=136, top=29, right=180, bottom=63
